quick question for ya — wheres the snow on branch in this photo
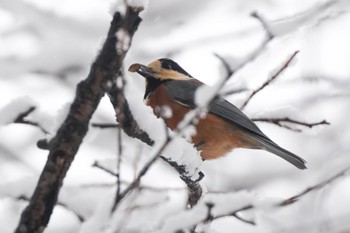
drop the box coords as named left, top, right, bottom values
left=160, top=156, right=204, bottom=207
left=108, top=106, right=205, bottom=211
left=14, top=108, right=49, bottom=134
left=15, top=6, right=143, bottom=233
left=214, top=13, right=330, bottom=133
left=103, top=68, right=205, bottom=210
left=0, top=97, right=48, bottom=134
left=159, top=167, right=349, bottom=231
left=157, top=191, right=255, bottom=232
left=107, top=73, right=154, bottom=146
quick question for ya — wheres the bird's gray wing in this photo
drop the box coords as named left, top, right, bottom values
left=164, top=79, right=268, bottom=139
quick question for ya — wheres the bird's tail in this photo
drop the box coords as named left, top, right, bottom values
left=252, top=135, right=307, bottom=170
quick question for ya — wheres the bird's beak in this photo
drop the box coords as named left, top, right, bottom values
left=128, top=63, right=155, bottom=78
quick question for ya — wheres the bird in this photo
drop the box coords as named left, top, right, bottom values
left=128, top=58, right=307, bottom=169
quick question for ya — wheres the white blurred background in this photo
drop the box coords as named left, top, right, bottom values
left=1, top=0, right=350, bottom=232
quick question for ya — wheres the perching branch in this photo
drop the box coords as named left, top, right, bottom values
left=252, top=117, right=330, bottom=132
left=161, top=156, right=204, bottom=207
left=109, top=98, right=208, bottom=210
left=107, top=77, right=204, bottom=209
left=240, top=50, right=299, bottom=110
left=107, top=77, right=154, bottom=146
left=15, top=7, right=143, bottom=233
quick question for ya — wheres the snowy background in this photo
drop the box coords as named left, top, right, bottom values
left=1, top=0, right=350, bottom=232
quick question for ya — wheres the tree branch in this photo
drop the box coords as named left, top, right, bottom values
left=92, top=161, right=119, bottom=177
left=111, top=135, right=172, bottom=212
left=240, top=50, right=299, bottom=110
left=16, top=195, right=85, bottom=223
left=161, top=156, right=204, bottom=207
left=279, top=168, right=348, bottom=206
left=214, top=11, right=275, bottom=81
left=200, top=168, right=349, bottom=227
left=13, top=106, right=48, bottom=134
left=15, top=6, right=143, bottom=233
left=91, top=123, right=119, bottom=128
left=107, top=79, right=154, bottom=146
left=107, top=77, right=205, bottom=209
left=252, top=117, right=330, bottom=132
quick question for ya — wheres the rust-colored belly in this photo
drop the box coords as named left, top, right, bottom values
left=147, top=85, right=257, bottom=160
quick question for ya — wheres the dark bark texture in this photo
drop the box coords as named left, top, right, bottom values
left=15, top=7, right=143, bottom=233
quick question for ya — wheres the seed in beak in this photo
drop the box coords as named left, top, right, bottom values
left=128, top=63, right=141, bottom=72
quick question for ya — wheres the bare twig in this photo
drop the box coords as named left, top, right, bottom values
left=214, top=11, right=274, bottom=92
left=14, top=106, right=35, bottom=122
left=113, top=71, right=127, bottom=205
left=214, top=53, right=234, bottom=79
left=221, top=87, right=248, bottom=97
left=213, top=204, right=255, bottom=225
left=78, top=181, right=185, bottom=192
left=215, top=12, right=275, bottom=81
left=232, top=211, right=256, bottom=225
left=240, top=50, right=299, bottom=110
left=92, top=161, right=119, bottom=177
left=198, top=168, right=349, bottom=227
left=91, top=123, right=119, bottom=128
left=279, top=168, right=349, bottom=206
left=116, top=124, right=123, bottom=202
left=111, top=136, right=172, bottom=211
left=15, top=7, right=143, bottom=233
left=251, top=11, right=274, bottom=40
left=252, top=117, right=330, bottom=132
left=14, top=106, right=48, bottom=134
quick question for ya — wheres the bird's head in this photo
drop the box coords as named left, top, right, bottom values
left=129, top=58, right=193, bottom=101
left=128, top=58, right=192, bottom=82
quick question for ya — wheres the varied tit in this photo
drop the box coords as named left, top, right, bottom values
left=129, top=58, right=306, bottom=169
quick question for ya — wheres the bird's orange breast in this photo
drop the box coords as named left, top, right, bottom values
left=147, top=84, right=259, bottom=160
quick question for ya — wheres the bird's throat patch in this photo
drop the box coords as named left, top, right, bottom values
left=144, top=78, right=162, bottom=101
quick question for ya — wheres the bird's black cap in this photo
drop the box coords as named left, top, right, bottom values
left=159, top=58, right=193, bottom=78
